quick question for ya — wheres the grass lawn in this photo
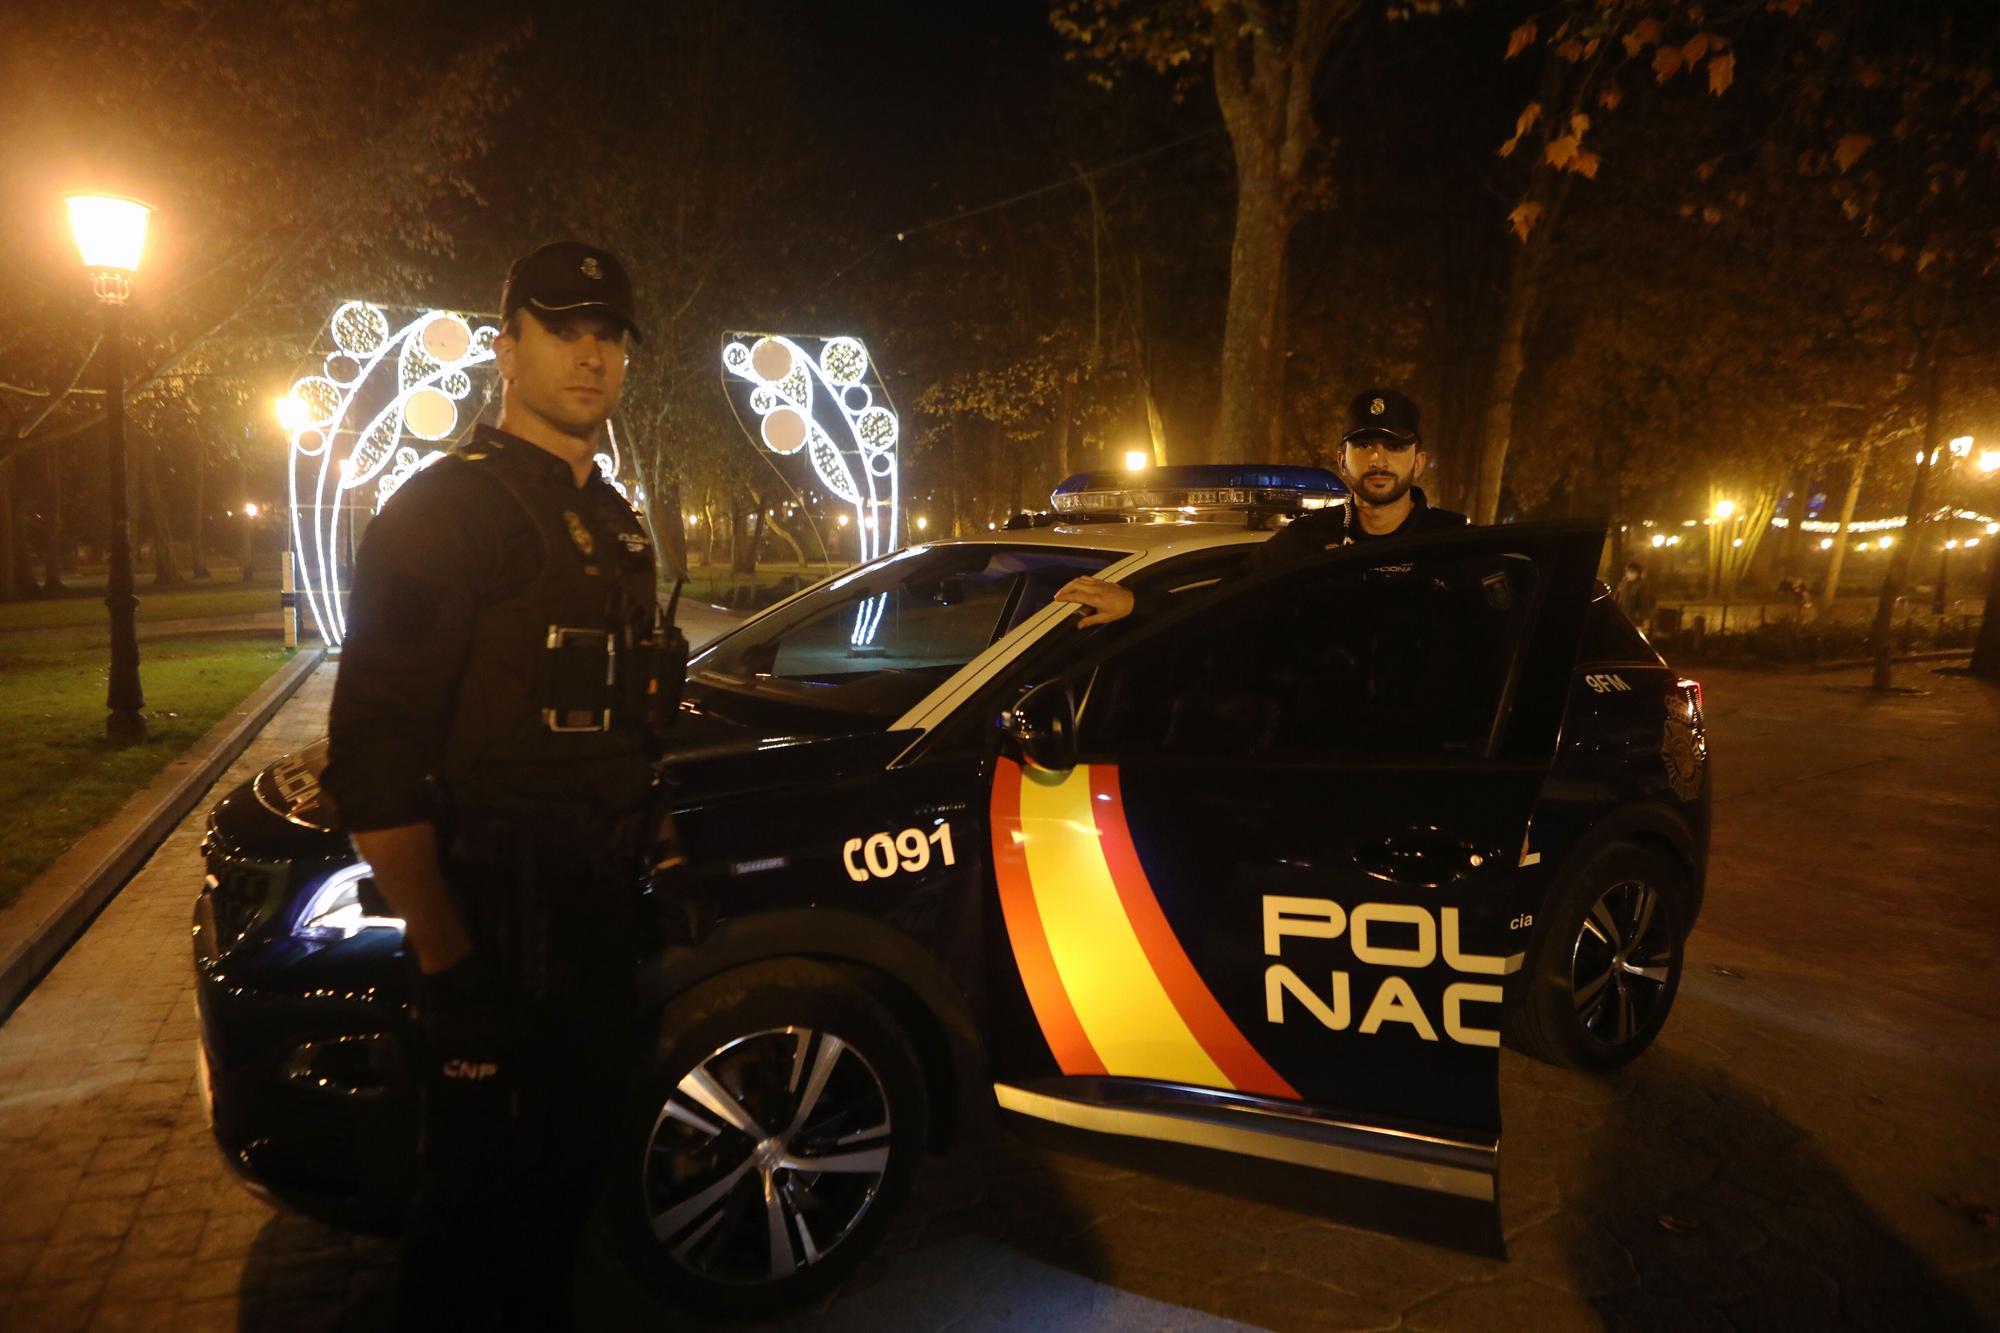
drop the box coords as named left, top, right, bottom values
left=0, top=569, right=281, bottom=633
left=0, top=634, right=295, bottom=912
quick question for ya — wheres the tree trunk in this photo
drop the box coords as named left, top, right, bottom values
left=1774, top=465, right=1812, bottom=580
left=761, top=503, right=808, bottom=565
left=1869, top=355, right=1940, bottom=691
left=1207, top=2, right=1344, bottom=467
left=139, top=439, right=180, bottom=586
left=1213, top=177, right=1293, bottom=465
left=1471, top=228, right=1554, bottom=525
left=41, top=447, right=64, bottom=593
left=239, top=452, right=255, bottom=580
left=1970, top=534, right=2000, bottom=682
left=0, top=460, right=17, bottom=600
left=190, top=447, right=210, bottom=579
left=1820, top=448, right=1868, bottom=603
left=949, top=431, right=965, bottom=537
left=729, top=492, right=755, bottom=577
left=656, top=478, right=689, bottom=582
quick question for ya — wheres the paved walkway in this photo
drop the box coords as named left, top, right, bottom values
left=0, top=661, right=1994, bottom=1330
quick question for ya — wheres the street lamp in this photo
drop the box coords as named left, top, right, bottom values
left=65, top=192, right=152, bottom=742
left=1123, top=449, right=1150, bottom=473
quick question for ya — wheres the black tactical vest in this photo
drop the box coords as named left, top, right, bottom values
left=435, top=437, right=670, bottom=827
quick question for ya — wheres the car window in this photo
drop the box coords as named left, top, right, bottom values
left=693, top=544, right=1117, bottom=724
left=1079, top=550, right=1538, bottom=762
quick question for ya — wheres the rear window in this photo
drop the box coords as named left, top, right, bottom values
left=1579, top=592, right=1661, bottom=665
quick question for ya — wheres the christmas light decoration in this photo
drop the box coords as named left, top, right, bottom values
left=284, top=303, right=499, bottom=647
left=722, top=332, right=902, bottom=646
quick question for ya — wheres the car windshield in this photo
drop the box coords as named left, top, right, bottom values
left=689, top=543, right=1118, bottom=730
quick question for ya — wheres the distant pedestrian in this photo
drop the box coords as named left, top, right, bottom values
left=1616, top=560, right=1656, bottom=628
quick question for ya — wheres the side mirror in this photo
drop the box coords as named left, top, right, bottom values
left=999, top=679, right=1078, bottom=773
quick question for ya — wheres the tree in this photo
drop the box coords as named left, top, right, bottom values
left=0, top=1, right=522, bottom=595
left=1051, top=0, right=1355, bottom=463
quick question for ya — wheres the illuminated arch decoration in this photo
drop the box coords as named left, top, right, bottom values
left=721, top=333, right=901, bottom=646
left=283, top=302, right=500, bottom=648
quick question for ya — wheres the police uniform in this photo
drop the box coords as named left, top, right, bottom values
left=322, top=243, right=678, bottom=1330
left=1128, top=388, right=1467, bottom=619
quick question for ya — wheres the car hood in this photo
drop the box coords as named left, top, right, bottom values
left=209, top=722, right=914, bottom=857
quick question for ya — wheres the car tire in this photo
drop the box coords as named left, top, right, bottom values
left=1506, top=841, right=1687, bottom=1072
left=614, top=959, right=928, bottom=1315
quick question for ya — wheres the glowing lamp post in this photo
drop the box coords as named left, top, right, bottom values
left=65, top=193, right=152, bottom=742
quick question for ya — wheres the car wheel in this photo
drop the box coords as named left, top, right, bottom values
left=1506, top=842, right=1687, bottom=1071
left=617, top=959, right=927, bottom=1314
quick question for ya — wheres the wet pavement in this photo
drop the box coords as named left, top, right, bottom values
left=0, top=659, right=1994, bottom=1331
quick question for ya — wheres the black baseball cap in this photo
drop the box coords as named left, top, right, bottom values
left=501, top=242, right=643, bottom=343
left=1342, top=388, right=1421, bottom=444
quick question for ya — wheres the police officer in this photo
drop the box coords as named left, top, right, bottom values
left=322, top=242, right=677, bottom=1330
left=1053, top=387, right=1468, bottom=625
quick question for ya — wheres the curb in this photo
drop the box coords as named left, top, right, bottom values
left=0, top=645, right=326, bottom=1019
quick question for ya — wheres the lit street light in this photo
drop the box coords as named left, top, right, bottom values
left=65, top=192, right=152, bottom=743
left=276, top=392, right=313, bottom=434
left=1123, top=449, right=1150, bottom=473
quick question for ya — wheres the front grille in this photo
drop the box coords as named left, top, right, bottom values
left=199, top=840, right=288, bottom=944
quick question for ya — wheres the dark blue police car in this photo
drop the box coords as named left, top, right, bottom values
left=193, top=466, right=1708, bottom=1308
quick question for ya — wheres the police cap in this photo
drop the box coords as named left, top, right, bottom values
left=1342, top=388, right=1421, bottom=445
left=501, top=241, right=643, bottom=343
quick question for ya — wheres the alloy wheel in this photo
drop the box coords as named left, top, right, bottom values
left=1569, top=877, right=1676, bottom=1049
left=641, top=1026, right=893, bottom=1286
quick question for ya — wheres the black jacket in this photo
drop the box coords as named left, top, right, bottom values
left=1130, top=487, right=1468, bottom=619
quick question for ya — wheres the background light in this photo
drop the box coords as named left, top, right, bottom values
left=1712, top=499, right=1736, bottom=519
left=1980, top=451, right=2000, bottom=474
left=1949, top=435, right=1974, bottom=458
left=1820, top=537, right=1833, bottom=550
left=916, top=516, right=928, bottom=531
left=276, top=393, right=312, bottom=432
left=242, top=502, right=260, bottom=519
left=64, top=194, right=151, bottom=272
left=1650, top=533, right=1666, bottom=548
left=1124, top=450, right=1150, bottom=473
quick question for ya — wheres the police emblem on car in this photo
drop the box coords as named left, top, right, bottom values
left=191, top=464, right=1708, bottom=1300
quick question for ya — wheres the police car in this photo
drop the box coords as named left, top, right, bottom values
left=192, top=464, right=1708, bottom=1309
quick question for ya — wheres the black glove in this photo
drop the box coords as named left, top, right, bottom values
left=415, top=952, right=515, bottom=1095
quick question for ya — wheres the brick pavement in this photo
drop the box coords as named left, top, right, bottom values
left=2, top=660, right=1995, bottom=1331
left=0, top=665, right=395, bottom=1332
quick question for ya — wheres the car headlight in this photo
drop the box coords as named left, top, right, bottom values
left=294, top=862, right=405, bottom=940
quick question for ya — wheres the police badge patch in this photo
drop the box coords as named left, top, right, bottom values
left=563, top=510, right=595, bottom=556
left=1662, top=716, right=1705, bottom=801
left=1370, top=397, right=1387, bottom=415
left=580, top=256, right=604, bottom=280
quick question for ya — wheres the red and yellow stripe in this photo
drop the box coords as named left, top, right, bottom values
left=991, top=758, right=1297, bottom=1100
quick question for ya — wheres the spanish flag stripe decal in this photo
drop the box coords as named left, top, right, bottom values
left=1089, top=765, right=1300, bottom=1100
left=1013, top=763, right=1226, bottom=1086
left=990, top=759, right=1105, bottom=1076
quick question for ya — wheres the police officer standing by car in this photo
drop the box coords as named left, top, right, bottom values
left=322, top=242, right=678, bottom=1330
left=1054, top=387, right=1468, bottom=625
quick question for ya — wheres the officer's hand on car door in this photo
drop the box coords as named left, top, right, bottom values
left=1053, top=576, right=1135, bottom=627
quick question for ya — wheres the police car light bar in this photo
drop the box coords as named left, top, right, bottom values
left=1050, top=464, right=1348, bottom=518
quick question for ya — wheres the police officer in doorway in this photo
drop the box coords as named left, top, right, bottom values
left=1054, top=387, right=1468, bottom=625
left=322, top=242, right=679, bottom=1330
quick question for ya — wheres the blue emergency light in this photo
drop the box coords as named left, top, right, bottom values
left=1049, top=464, right=1348, bottom=518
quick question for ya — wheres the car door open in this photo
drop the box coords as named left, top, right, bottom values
left=984, top=522, right=1603, bottom=1253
